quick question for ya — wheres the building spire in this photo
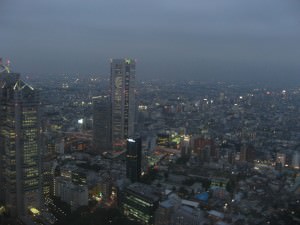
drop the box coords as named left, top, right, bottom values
left=0, top=58, right=11, bottom=73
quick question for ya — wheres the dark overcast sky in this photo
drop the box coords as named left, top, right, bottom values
left=0, top=0, right=300, bottom=83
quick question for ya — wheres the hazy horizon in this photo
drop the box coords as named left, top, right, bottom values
left=1, top=0, right=299, bottom=84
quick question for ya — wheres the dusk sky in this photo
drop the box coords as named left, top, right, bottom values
left=1, top=0, right=300, bottom=82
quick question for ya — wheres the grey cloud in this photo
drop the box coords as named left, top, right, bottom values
left=0, top=0, right=299, bottom=83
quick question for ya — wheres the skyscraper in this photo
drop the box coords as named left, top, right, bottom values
left=0, top=63, right=41, bottom=218
left=126, top=138, right=142, bottom=182
left=93, top=95, right=112, bottom=154
left=110, top=58, right=136, bottom=146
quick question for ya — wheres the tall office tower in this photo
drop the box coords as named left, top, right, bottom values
left=240, top=144, right=255, bottom=163
left=93, top=95, right=112, bottom=154
left=292, top=151, right=300, bottom=170
left=110, top=58, right=136, bottom=146
left=0, top=63, right=41, bottom=218
left=126, top=138, right=142, bottom=182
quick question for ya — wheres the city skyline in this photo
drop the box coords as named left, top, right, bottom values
left=0, top=61, right=300, bottom=225
left=0, top=0, right=300, bottom=224
left=0, top=0, right=300, bottom=84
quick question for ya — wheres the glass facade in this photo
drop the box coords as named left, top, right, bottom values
left=126, top=138, right=142, bottom=182
left=122, top=193, right=156, bottom=224
left=93, top=96, right=112, bottom=153
left=122, top=185, right=159, bottom=225
left=111, top=59, right=136, bottom=146
left=0, top=72, right=41, bottom=217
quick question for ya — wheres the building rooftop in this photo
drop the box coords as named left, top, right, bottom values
left=208, top=210, right=224, bottom=219
left=126, top=182, right=160, bottom=202
left=160, top=199, right=176, bottom=209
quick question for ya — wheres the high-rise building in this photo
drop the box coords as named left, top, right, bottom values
left=240, top=144, right=255, bottom=163
left=93, top=95, right=112, bottom=153
left=292, top=151, right=300, bottom=170
left=276, top=153, right=286, bottom=165
left=126, top=138, right=142, bottom=182
left=0, top=63, right=41, bottom=218
left=110, top=58, right=136, bottom=146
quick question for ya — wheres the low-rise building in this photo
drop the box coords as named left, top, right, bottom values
left=122, top=183, right=160, bottom=225
left=54, top=177, right=88, bottom=210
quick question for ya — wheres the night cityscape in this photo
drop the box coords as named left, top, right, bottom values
left=1, top=1, right=300, bottom=225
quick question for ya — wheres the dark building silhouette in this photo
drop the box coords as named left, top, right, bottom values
left=193, top=137, right=219, bottom=162
left=93, top=95, right=112, bottom=154
left=240, top=144, right=256, bottom=163
left=126, top=137, right=142, bottom=182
